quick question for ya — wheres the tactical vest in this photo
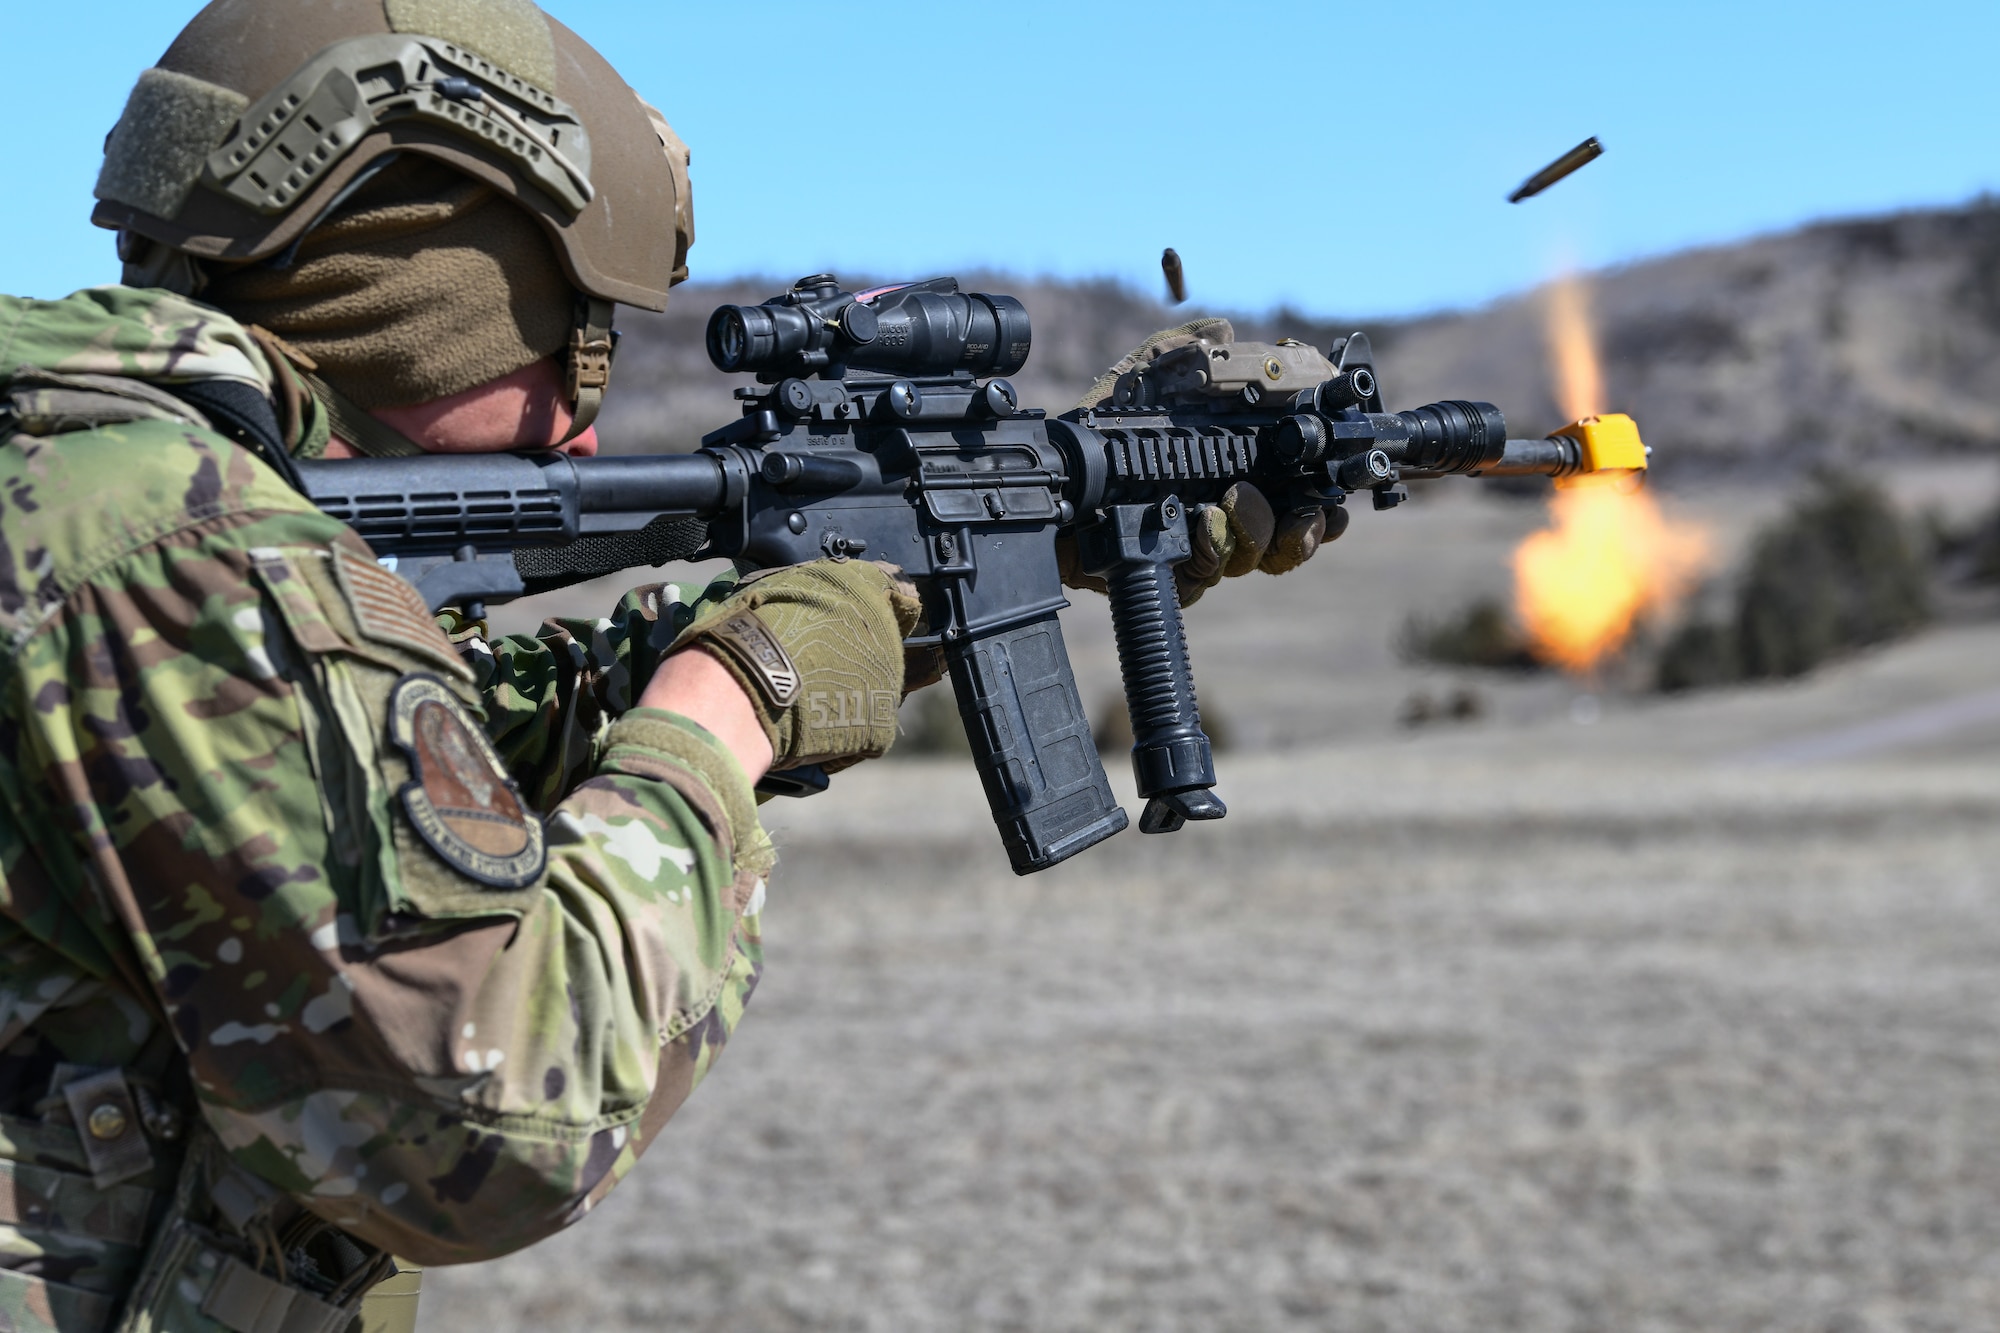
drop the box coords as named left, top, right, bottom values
left=0, top=301, right=420, bottom=1333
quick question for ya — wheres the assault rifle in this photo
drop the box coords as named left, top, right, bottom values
left=297, top=275, right=1648, bottom=874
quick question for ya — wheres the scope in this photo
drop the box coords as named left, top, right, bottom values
left=707, top=275, right=1032, bottom=382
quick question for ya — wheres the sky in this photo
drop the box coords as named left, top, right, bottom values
left=5, top=0, right=1996, bottom=319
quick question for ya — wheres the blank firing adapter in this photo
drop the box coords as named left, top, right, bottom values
left=1552, top=414, right=1649, bottom=479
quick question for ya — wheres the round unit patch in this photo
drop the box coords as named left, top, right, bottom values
left=388, top=674, right=547, bottom=889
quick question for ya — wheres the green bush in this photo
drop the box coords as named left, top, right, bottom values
left=1655, top=620, right=1739, bottom=693
left=1656, top=477, right=1929, bottom=691
left=1397, top=596, right=1542, bottom=671
left=1734, top=478, right=1930, bottom=678
left=891, top=685, right=970, bottom=758
left=1967, top=509, right=2000, bottom=583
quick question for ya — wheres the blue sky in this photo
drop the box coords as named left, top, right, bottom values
left=6, top=0, right=1995, bottom=318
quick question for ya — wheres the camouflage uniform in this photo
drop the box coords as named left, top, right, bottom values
left=0, top=286, right=773, bottom=1330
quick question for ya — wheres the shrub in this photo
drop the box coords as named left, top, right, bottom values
left=1397, top=596, right=1542, bottom=671
left=1655, top=477, right=1929, bottom=690
left=1733, top=477, right=1929, bottom=678
left=892, top=685, right=970, bottom=758
left=1655, top=620, right=1739, bottom=693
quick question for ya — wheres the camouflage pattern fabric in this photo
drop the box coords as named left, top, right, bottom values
left=0, top=288, right=274, bottom=396
left=0, top=287, right=773, bottom=1327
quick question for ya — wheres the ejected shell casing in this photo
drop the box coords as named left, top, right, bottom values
left=1508, top=137, right=1604, bottom=203
left=1161, top=247, right=1187, bottom=304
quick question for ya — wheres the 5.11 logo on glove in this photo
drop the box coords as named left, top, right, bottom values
left=805, top=689, right=898, bottom=730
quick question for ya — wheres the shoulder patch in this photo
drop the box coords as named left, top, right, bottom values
left=334, top=546, right=472, bottom=679
left=389, top=674, right=547, bottom=889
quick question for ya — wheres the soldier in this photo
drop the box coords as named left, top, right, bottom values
left=0, top=2, right=1326, bottom=1329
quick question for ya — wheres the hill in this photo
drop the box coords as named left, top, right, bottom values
left=596, top=199, right=2000, bottom=481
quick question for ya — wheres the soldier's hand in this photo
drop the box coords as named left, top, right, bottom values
left=1174, top=482, right=1340, bottom=605
left=662, top=559, right=925, bottom=773
left=1063, top=321, right=1343, bottom=607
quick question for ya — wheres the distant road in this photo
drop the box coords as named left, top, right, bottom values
left=1733, top=685, right=2000, bottom=764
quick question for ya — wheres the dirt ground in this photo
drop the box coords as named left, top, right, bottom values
left=420, top=471, right=2000, bottom=1332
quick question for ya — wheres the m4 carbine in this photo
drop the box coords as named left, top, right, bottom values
left=297, top=275, right=1648, bottom=875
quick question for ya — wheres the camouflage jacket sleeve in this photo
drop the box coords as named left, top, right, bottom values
left=439, top=569, right=742, bottom=812
left=0, top=416, right=776, bottom=1266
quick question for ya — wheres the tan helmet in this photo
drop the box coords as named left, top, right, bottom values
left=93, top=0, right=693, bottom=313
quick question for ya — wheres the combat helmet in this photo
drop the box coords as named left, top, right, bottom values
left=92, top=0, right=694, bottom=431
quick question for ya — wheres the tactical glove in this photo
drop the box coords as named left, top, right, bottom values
left=1064, top=320, right=1340, bottom=606
left=669, top=560, right=925, bottom=772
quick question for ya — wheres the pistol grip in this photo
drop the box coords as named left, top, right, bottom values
left=946, top=615, right=1128, bottom=874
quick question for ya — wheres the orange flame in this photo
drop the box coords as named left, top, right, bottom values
left=1512, top=271, right=1709, bottom=673
left=1546, top=270, right=1602, bottom=424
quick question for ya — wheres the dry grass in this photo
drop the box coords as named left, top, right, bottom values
left=422, top=766, right=2000, bottom=1331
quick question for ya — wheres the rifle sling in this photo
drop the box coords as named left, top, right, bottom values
left=299, top=370, right=428, bottom=458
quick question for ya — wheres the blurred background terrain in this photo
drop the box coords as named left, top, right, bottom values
left=594, top=198, right=2000, bottom=467
left=417, top=200, right=2000, bottom=1330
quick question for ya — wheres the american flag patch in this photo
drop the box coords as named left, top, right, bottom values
left=333, top=547, right=471, bottom=679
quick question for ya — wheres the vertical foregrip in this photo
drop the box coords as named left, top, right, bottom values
left=1103, top=561, right=1224, bottom=833
left=1105, top=561, right=1198, bottom=741
left=945, top=615, right=1128, bottom=875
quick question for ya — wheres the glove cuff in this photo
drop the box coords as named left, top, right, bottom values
left=670, top=608, right=800, bottom=762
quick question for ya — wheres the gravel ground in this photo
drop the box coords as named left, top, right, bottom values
left=423, top=479, right=2000, bottom=1332
left=417, top=742, right=2000, bottom=1332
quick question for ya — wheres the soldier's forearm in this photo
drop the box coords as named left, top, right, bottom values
left=638, top=647, right=774, bottom=781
